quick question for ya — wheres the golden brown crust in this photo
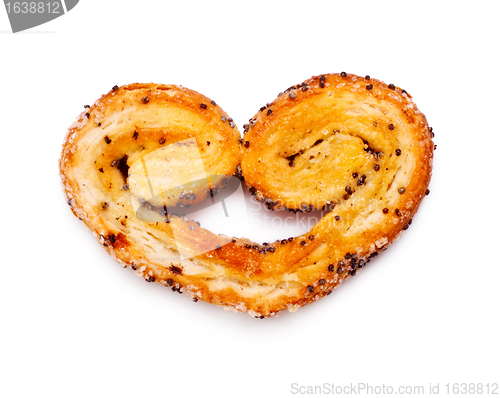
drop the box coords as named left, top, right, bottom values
left=60, top=75, right=433, bottom=317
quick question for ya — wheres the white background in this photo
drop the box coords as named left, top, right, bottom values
left=1, top=1, right=499, bottom=397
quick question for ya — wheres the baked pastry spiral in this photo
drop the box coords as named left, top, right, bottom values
left=60, top=74, right=434, bottom=317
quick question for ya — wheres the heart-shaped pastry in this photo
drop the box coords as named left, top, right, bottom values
left=59, top=73, right=433, bottom=317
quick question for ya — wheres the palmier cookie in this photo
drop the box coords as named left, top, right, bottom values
left=60, top=75, right=433, bottom=318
